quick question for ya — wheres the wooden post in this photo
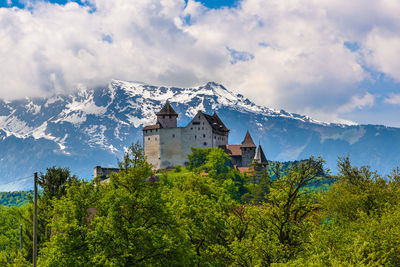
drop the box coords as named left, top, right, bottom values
left=33, top=172, right=38, bottom=267
left=20, top=224, right=22, bottom=250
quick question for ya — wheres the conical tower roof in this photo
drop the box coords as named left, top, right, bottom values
left=156, top=102, right=178, bottom=116
left=254, top=144, right=267, bottom=163
left=241, top=131, right=256, bottom=148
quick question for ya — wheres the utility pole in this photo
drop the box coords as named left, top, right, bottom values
left=33, top=172, right=38, bottom=267
left=20, top=224, right=22, bottom=250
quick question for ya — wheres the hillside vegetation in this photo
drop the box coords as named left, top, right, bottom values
left=0, top=145, right=399, bottom=266
left=0, top=191, right=33, bottom=207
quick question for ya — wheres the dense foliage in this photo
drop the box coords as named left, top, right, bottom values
left=1, top=146, right=400, bottom=266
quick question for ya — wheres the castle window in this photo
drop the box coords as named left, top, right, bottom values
left=155, top=137, right=157, bottom=141
left=198, top=127, right=201, bottom=130
left=203, top=134, right=205, bottom=138
left=150, top=130, right=152, bottom=133
left=202, top=127, right=204, bottom=130
left=169, top=115, right=171, bottom=118
left=203, top=142, right=207, bottom=146
left=172, top=134, right=175, bottom=138
left=193, top=121, right=200, bottom=125
left=148, top=137, right=150, bottom=140
left=195, top=135, right=197, bottom=139
left=214, top=136, right=216, bottom=139
left=163, top=116, right=165, bottom=119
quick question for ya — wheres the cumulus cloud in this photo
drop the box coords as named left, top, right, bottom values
left=384, top=93, right=400, bottom=105
left=338, top=93, right=375, bottom=113
left=0, top=0, right=399, bottom=123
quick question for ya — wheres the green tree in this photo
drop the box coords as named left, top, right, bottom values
left=38, top=166, right=77, bottom=200
left=163, top=173, right=236, bottom=264
left=89, top=158, right=187, bottom=266
left=118, top=141, right=147, bottom=171
left=322, top=156, right=394, bottom=222
left=187, top=147, right=211, bottom=171
left=38, top=179, right=98, bottom=266
left=203, top=147, right=230, bottom=179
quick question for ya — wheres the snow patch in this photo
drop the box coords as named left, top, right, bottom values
left=66, top=95, right=107, bottom=116
left=126, top=114, right=154, bottom=128
left=0, top=116, right=33, bottom=138
left=60, top=112, right=87, bottom=124
left=25, top=101, right=41, bottom=115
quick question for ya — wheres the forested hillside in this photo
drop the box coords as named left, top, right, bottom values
left=0, top=146, right=399, bottom=265
left=0, top=191, right=32, bottom=207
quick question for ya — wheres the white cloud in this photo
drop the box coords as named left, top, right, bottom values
left=363, top=28, right=400, bottom=82
left=384, top=93, right=400, bottom=105
left=0, top=0, right=399, bottom=123
left=6, top=0, right=11, bottom=6
left=338, top=93, right=375, bottom=113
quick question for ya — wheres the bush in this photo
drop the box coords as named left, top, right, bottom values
left=174, top=165, right=182, bottom=172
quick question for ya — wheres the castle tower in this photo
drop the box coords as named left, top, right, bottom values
left=240, top=131, right=256, bottom=167
left=156, top=102, right=178, bottom=128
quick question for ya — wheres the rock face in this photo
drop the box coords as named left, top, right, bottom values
left=0, top=80, right=399, bottom=190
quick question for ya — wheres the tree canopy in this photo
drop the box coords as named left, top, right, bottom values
left=1, top=147, right=400, bottom=266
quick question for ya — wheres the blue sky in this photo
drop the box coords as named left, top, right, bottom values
left=1, top=0, right=240, bottom=9
left=1, top=0, right=400, bottom=127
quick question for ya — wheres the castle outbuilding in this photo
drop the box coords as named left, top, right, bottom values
left=143, top=102, right=267, bottom=170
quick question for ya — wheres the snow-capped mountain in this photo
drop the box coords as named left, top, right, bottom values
left=1, top=80, right=399, bottom=190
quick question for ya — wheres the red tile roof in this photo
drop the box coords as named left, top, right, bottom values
left=237, top=167, right=251, bottom=173
left=221, top=144, right=242, bottom=156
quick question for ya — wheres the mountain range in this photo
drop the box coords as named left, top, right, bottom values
left=1, top=80, right=399, bottom=191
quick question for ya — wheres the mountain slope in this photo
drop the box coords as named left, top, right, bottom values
left=1, top=80, right=399, bottom=190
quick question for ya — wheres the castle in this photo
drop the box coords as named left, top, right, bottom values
left=143, top=102, right=267, bottom=170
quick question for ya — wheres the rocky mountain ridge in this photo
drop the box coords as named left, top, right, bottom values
left=0, top=80, right=399, bottom=190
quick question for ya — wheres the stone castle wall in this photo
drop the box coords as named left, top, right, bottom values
left=241, top=147, right=256, bottom=167
left=143, top=129, right=161, bottom=169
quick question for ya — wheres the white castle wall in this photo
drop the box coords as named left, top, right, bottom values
left=144, top=111, right=230, bottom=169
left=159, top=128, right=184, bottom=168
left=143, top=129, right=161, bottom=169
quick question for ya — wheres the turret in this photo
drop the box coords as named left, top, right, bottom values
left=253, top=144, right=268, bottom=181
left=156, top=102, right=178, bottom=128
left=240, top=131, right=256, bottom=167
left=254, top=144, right=267, bottom=165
